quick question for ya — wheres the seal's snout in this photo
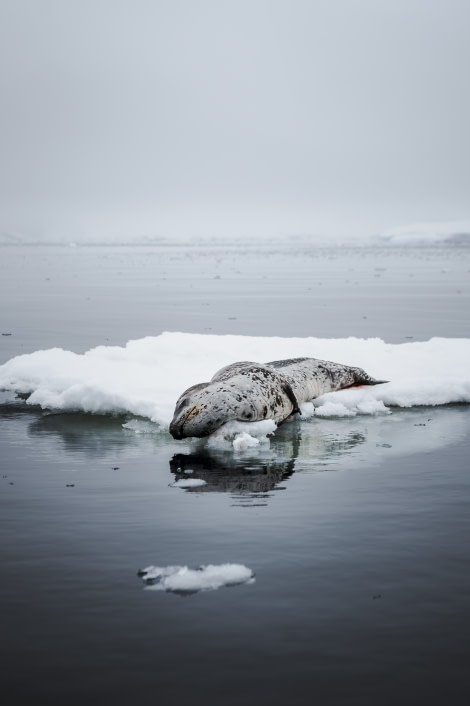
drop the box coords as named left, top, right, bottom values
left=169, top=420, right=183, bottom=440
left=169, top=404, right=198, bottom=440
left=169, top=412, right=189, bottom=440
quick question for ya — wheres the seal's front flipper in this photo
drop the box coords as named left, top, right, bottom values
left=280, top=381, right=302, bottom=416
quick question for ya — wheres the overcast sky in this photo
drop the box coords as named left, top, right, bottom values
left=1, top=0, right=469, bottom=241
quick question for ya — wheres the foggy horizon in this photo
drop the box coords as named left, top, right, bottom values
left=1, top=0, right=469, bottom=243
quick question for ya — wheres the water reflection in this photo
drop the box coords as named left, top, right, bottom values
left=2, top=395, right=470, bottom=492
left=27, top=411, right=135, bottom=457
left=170, top=449, right=297, bottom=506
left=169, top=406, right=470, bottom=503
left=271, top=418, right=367, bottom=464
left=0, top=394, right=44, bottom=420
left=169, top=423, right=369, bottom=505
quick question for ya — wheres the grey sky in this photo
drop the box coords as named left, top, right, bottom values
left=1, top=0, right=469, bottom=240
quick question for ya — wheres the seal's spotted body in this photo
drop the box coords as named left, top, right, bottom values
left=169, top=357, right=387, bottom=440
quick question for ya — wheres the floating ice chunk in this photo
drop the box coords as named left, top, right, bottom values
left=232, top=432, right=261, bottom=451
left=169, top=478, right=207, bottom=489
left=206, top=419, right=277, bottom=450
left=138, top=563, right=255, bottom=593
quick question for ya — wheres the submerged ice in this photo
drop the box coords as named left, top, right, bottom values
left=169, top=478, right=207, bottom=489
left=0, top=333, right=469, bottom=445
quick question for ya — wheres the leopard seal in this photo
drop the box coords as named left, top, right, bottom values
left=169, top=357, right=387, bottom=440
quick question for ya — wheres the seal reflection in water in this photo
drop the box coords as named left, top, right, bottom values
left=169, top=357, right=387, bottom=440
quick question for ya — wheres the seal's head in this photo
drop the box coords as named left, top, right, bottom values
left=169, top=380, right=261, bottom=439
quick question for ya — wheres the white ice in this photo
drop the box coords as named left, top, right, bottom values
left=169, top=478, right=207, bottom=489
left=378, top=219, right=470, bottom=245
left=1, top=333, right=469, bottom=447
left=205, top=419, right=277, bottom=451
left=138, top=563, right=255, bottom=593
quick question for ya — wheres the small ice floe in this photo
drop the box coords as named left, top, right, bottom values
left=169, top=478, right=207, bottom=489
left=206, top=419, right=277, bottom=451
left=137, top=563, right=255, bottom=593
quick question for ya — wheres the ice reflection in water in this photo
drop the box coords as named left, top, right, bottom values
left=170, top=421, right=369, bottom=505
left=169, top=449, right=297, bottom=506
left=170, top=404, right=470, bottom=504
left=2, top=396, right=469, bottom=501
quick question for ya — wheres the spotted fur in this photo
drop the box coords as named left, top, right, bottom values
left=169, top=357, right=387, bottom=439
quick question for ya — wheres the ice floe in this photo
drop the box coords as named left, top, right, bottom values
left=1, top=333, right=469, bottom=449
left=137, top=563, right=255, bottom=593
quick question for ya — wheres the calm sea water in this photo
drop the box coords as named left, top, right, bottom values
left=1, top=242, right=470, bottom=705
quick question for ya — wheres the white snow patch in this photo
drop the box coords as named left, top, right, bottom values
left=299, top=402, right=315, bottom=418
left=138, top=563, right=255, bottom=593
left=314, top=391, right=390, bottom=417
left=205, top=419, right=277, bottom=451
left=314, top=402, right=357, bottom=418
left=232, top=432, right=261, bottom=451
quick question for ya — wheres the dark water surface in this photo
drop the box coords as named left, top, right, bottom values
left=1, top=243, right=470, bottom=705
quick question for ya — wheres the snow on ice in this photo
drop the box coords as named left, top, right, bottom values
left=1, top=332, right=469, bottom=449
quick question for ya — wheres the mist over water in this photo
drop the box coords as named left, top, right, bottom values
left=1, top=0, right=470, bottom=243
